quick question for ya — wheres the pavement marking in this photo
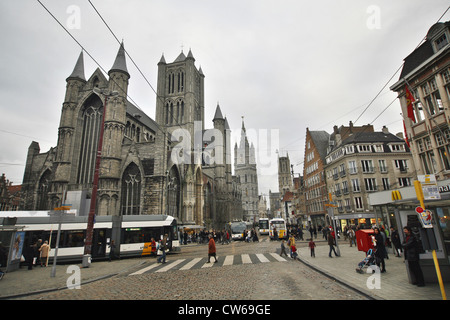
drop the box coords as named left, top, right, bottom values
left=256, top=253, right=270, bottom=263
left=201, top=259, right=216, bottom=268
left=241, top=254, right=252, bottom=264
left=223, top=255, right=234, bottom=266
left=179, top=257, right=202, bottom=271
left=129, top=263, right=160, bottom=275
left=129, top=253, right=288, bottom=275
left=269, top=252, right=288, bottom=262
left=155, top=259, right=186, bottom=272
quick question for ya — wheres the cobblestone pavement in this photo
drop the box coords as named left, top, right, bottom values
left=1, top=236, right=448, bottom=301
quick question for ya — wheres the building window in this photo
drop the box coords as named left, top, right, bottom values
left=389, top=144, right=406, bottom=152
left=351, top=179, right=360, bottom=192
left=382, top=178, right=390, bottom=190
left=438, top=146, right=450, bottom=170
left=435, top=33, right=448, bottom=51
left=361, top=160, right=374, bottom=173
left=379, top=160, right=387, bottom=173
left=354, top=197, right=363, bottom=210
left=394, top=160, right=408, bottom=172
left=348, top=160, right=357, bottom=174
left=374, top=144, right=383, bottom=152
left=77, top=96, right=103, bottom=185
left=398, top=177, right=412, bottom=187
left=357, top=144, right=372, bottom=153
left=364, top=178, right=377, bottom=192
left=121, top=163, right=141, bottom=215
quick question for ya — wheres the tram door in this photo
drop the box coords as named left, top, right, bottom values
left=92, top=229, right=107, bottom=258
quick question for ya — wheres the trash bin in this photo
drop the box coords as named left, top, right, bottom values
left=356, top=229, right=375, bottom=252
left=82, top=254, right=91, bottom=268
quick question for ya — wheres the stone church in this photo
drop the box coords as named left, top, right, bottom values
left=20, top=43, right=243, bottom=229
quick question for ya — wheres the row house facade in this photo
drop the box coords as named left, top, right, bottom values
left=324, top=123, right=415, bottom=228
left=302, top=129, right=330, bottom=227
left=391, top=21, right=450, bottom=181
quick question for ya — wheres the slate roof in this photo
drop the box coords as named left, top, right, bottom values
left=309, top=130, right=330, bottom=162
left=67, top=51, right=86, bottom=81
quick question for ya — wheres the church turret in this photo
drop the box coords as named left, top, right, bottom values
left=95, top=42, right=130, bottom=215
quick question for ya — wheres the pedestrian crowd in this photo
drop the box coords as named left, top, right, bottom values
left=178, top=229, right=231, bottom=245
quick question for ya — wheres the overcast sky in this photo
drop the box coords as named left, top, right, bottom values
left=1, top=0, right=449, bottom=199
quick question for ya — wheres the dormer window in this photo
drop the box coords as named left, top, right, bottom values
left=435, top=33, right=448, bottom=51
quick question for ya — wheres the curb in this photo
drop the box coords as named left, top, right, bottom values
left=297, top=256, right=380, bottom=300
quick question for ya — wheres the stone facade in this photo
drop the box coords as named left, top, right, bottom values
left=234, top=119, right=259, bottom=223
left=20, top=44, right=242, bottom=229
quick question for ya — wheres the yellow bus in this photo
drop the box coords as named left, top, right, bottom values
left=269, top=218, right=287, bottom=240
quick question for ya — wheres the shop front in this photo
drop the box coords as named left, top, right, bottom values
left=369, top=180, right=450, bottom=285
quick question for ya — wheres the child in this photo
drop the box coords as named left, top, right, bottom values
left=280, top=240, right=288, bottom=257
left=308, top=238, right=316, bottom=257
left=291, top=245, right=298, bottom=259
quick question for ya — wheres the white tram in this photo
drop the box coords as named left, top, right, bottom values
left=0, top=211, right=179, bottom=263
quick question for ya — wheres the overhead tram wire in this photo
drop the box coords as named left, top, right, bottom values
left=86, top=0, right=205, bottom=154
left=353, top=5, right=450, bottom=126
left=36, top=0, right=194, bottom=157
left=36, top=0, right=140, bottom=110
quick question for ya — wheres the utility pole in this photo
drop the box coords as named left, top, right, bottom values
left=82, top=88, right=118, bottom=268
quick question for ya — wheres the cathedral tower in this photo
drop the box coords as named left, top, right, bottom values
left=155, top=49, right=205, bottom=139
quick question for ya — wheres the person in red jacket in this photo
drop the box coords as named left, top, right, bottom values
left=207, top=234, right=218, bottom=263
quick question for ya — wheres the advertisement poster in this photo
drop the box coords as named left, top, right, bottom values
left=11, top=231, right=25, bottom=261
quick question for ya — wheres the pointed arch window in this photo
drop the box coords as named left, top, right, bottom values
left=121, top=163, right=141, bottom=215
left=77, top=95, right=103, bottom=184
left=37, top=170, right=52, bottom=210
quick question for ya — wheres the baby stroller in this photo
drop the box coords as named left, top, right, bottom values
left=356, top=248, right=375, bottom=274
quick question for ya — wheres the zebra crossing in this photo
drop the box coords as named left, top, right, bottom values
left=129, top=252, right=288, bottom=276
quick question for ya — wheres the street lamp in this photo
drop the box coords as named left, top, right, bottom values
left=82, top=88, right=118, bottom=267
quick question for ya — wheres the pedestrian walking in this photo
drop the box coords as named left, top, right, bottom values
left=402, top=226, right=425, bottom=287
left=38, top=240, right=50, bottom=267
left=308, top=238, right=316, bottom=257
left=390, top=227, right=402, bottom=257
left=207, top=234, right=218, bottom=263
left=157, top=234, right=168, bottom=264
left=348, top=228, right=356, bottom=247
left=280, top=240, right=288, bottom=257
left=373, top=227, right=387, bottom=273
left=0, top=242, right=8, bottom=279
left=108, top=240, right=116, bottom=262
left=328, top=228, right=338, bottom=257
left=288, top=235, right=295, bottom=258
left=150, top=237, right=157, bottom=257
left=291, top=244, right=298, bottom=259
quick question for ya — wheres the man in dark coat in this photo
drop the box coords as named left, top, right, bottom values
left=373, top=227, right=387, bottom=273
left=402, top=226, right=425, bottom=287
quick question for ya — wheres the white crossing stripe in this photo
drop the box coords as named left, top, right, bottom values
left=179, top=257, right=202, bottom=271
left=129, top=263, right=160, bottom=275
left=241, top=254, right=252, bottom=264
left=155, top=259, right=186, bottom=272
left=256, top=253, right=270, bottom=263
left=223, top=255, right=234, bottom=266
left=269, top=252, right=287, bottom=262
left=201, top=259, right=216, bottom=268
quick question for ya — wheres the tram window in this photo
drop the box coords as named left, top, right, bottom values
left=65, top=230, right=85, bottom=247
left=123, top=229, right=144, bottom=244
left=142, top=228, right=159, bottom=242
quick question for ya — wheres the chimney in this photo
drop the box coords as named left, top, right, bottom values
left=382, top=126, right=389, bottom=134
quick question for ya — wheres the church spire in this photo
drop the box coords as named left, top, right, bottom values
left=213, top=103, right=224, bottom=120
left=109, top=41, right=129, bottom=77
left=67, top=51, right=85, bottom=81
